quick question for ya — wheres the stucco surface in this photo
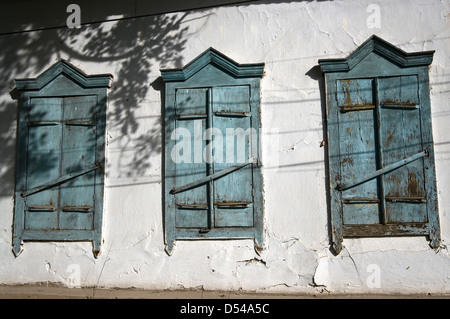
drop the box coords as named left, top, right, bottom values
left=0, top=0, right=449, bottom=295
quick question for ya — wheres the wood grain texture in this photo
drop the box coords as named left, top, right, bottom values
left=13, top=60, right=109, bottom=258
left=319, top=35, right=440, bottom=254
left=162, top=49, right=264, bottom=255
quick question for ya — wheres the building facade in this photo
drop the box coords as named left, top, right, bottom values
left=0, top=0, right=449, bottom=295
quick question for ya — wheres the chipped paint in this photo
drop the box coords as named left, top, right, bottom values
left=0, top=0, right=448, bottom=296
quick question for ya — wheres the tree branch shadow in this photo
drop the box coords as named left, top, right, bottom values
left=0, top=10, right=194, bottom=195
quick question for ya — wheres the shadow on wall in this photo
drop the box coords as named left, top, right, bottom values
left=0, top=0, right=341, bottom=197
left=0, top=10, right=197, bottom=195
left=306, top=64, right=336, bottom=255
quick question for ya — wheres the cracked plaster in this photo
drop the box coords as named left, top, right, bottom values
left=0, top=0, right=449, bottom=295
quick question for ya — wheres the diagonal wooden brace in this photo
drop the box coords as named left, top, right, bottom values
left=21, top=163, right=100, bottom=198
left=170, top=158, right=257, bottom=194
left=338, top=150, right=428, bottom=191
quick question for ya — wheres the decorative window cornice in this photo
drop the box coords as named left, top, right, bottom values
left=15, top=59, right=113, bottom=90
left=161, top=47, right=265, bottom=82
left=319, top=35, right=434, bottom=73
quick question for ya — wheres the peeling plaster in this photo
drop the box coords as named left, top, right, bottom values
left=0, top=0, right=449, bottom=295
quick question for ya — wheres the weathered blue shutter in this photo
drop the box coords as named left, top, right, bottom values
left=24, top=96, right=98, bottom=230
left=25, top=97, right=63, bottom=230
left=59, top=96, right=98, bottom=230
left=174, top=88, right=209, bottom=228
left=319, top=35, right=440, bottom=254
left=13, top=60, right=112, bottom=257
left=212, top=86, right=254, bottom=227
left=172, top=86, right=255, bottom=229
left=161, top=48, right=264, bottom=254
left=337, top=76, right=427, bottom=226
left=378, top=75, right=427, bottom=223
left=337, top=79, right=379, bottom=225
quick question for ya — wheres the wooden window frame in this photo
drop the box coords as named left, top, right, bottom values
left=161, top=48, right=265, bottom=255
left=13, top=60, right=112, bottom=258
left=319, top=35, right=440, bottom=254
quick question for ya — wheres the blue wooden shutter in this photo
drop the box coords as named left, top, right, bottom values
left=336, top=79, right=380, bottom=225
left=337, top=76, right=427, bottom=225
left=172, top=86, right=255, bottom=229
left=320, top=35, right=440, bottom=254
left=13, top=60, right=112, bottom=257
left=378, top=75, right=427, bottom=223
left=24, top=96, right=98, bottom=231
left=161, top=48, right=264, bottom=254
left=174, top=88, right=209, bottom=228
left=25, top=97, right=63, bottom=230
left=212, top=86, right=254, bottom=227
left=59, top=96, right=98, bottom=230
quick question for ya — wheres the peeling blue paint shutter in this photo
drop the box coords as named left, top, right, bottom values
left=25, top=97, right=63, bottom=230
left=378, top=75, right=427, bottom=223
left=337, top=76, right=427, bottom=225
left=162, top=48, right=264, bottom=254
left=24, top=96, right=98, bottom=231
left=320, top=35, right=440, bottom=254
left=60, top=96, right=98, bottom=230
left=13, top=59, right=111, bottom=258
left=174, top=88, right=209, bottom=228
left=173, top=86, right=254, bottom=229
left=337, top=79, right=379, bottom=225
left=212, top=86, right=254, bottom=227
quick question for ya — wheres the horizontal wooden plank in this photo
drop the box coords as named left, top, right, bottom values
left=61, top=206, right=93, bottom=213
left=215, top=201, right=252, bottom=208
left=385, top=196, right=426, bottom=203
left=176, top=203, right=208, bottom=210
left=21, top=230, right=96, bottom=241
left=342, top=197, right=380, bottom=204
left=65, top=120, right=96, bottom=126
left=343, top=223, right=428, bottom=237
left=381, top=103, right=418, bottom=110
left=213, top=111, right=250, bottom=117
left=27, top=205, right=56, bottom=212
left=28, top=121, right=59, bottom=126
left=176, top=113, right=207, bottom=120
left=172, top=227, right=258, bottom=239
left=339, top=104, right=375, bottom=112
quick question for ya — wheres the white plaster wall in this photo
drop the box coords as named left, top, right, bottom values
left=0, top=0, right=449, bottom=295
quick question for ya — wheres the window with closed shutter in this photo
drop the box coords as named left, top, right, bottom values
left=161, top=48, right=264, bottom=254
left=319, top=35, right=440, bottom=254
left=13, top=60, right=112, bottom=258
